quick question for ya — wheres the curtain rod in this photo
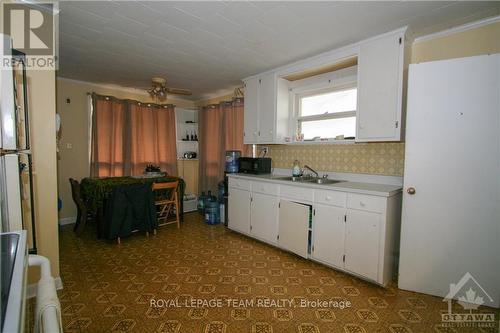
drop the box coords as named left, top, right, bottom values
left=87, top=92, right=175, bottom=108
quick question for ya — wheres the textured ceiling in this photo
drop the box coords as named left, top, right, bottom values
left=58, top=1, right=500, bottom=100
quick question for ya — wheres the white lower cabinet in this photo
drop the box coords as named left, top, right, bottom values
left=228, top=176, right=401, bottom=286
left=250, top=192, right=278, bottom=244
left=344, top=209, right=381, bottom=281
left=278, top=200, right=310, bottom=258
left=311, top=204, right=345, bottom=268
left=228, top=188, right=251, bottom=234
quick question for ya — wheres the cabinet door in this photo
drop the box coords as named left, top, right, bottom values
left=357, top=32, right=403, bottom=141
left=312, top=204, right=346, bottom=268
left=243, top=77, right=260, bottom=144
left=258, top=73, right=276, bottom=143
left=278, top=200, right=310, bottom=258
left=181, top=160, right=199, bottom=195
left=250, top=192, right=278, bottom=245
left=344, top=209, right=380, bottom=281
left=228, top=188, right=251, bottom=234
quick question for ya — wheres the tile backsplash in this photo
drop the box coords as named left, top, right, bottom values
left=265, top=142, right=405, bottom=176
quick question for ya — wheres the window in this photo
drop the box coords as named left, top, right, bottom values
left=296, top=86, right=357, bottom=140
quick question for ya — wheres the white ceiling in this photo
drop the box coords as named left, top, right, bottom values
left=58, top=1, right=500, bottom=100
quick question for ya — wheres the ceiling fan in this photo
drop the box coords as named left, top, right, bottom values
left=147, top=77, right=192, bottom=101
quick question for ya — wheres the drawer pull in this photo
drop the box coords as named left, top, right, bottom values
left=325, top=196, right=331, bottom=201
left=360, top=202, right=366, bottom=207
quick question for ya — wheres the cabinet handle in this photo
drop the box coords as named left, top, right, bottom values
left=359, top=202, right=366, bottom=207
left=407, top=187, right=416, bottom=195
left=325, top=196, right=331, bottom=201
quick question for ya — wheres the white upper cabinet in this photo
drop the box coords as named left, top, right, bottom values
left=243, top=73, right=290, bottom=144
left=243, top=76, right=259, bottom=143
left=242, top=27, right=407, bottom=144
left=357, top=31, right=405, bottom=141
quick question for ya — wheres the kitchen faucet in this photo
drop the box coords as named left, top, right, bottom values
left=303, top=165, right=319, bottom=178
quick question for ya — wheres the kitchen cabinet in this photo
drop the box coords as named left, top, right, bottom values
left=228, top=188, right=251, bottom=235
left=227, top=174, right=402, bottom=286
left=250, top=192, right=278, bottom=245
left=344, top=209, right=381, bottom=281
left=278, top=200, right=310, bottom=258
left=311, top=204, right=345, bottom=268
left=356, top=31, right=405, bottom=142
left=243, top=73, right=290, bottom=144
left=176, top=159, right=199, bottom=195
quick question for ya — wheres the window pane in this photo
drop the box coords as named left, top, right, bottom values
left=300, top=117, right=356, bottom=140
left=300, top=88, right=357, bottom=116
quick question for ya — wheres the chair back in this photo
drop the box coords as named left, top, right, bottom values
left=152, top=181, right=179, bottom=199
left=69, top=178, right=86, bottom=210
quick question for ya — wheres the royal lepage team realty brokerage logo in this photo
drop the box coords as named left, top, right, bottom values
left=442, top=272, right=497, bottom=329
left=2, top=2, right=58, bottom=70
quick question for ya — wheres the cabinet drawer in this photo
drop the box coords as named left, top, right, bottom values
left=251, top=181, right=279, bottom=196
left=228, top=178, right=251, bottom=191
left=314, top=190, right=346, bottom=207
left=347, top=193, right=385, bottom=213
left=280, top=185, right=313, bottom=202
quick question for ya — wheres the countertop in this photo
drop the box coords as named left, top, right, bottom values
left=227, top=173, right=402, bottom=197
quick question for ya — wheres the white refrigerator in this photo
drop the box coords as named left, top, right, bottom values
left=0, top=33, right=36, bottom=253
left=399, top=54, right=500, bottom=307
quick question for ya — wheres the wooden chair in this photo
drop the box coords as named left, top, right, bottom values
left=69, top=178, right=90, bottom=234
left=152, top=181, right=180, bottom=229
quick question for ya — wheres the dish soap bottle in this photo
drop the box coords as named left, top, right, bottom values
left=292, top=160, right=302, bottom=177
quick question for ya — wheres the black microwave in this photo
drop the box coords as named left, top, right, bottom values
left=239, top=157, right=272, bottom=174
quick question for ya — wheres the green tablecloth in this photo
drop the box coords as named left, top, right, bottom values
left=80, top=176, right=185, bottom=216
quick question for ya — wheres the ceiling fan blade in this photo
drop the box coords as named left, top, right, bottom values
left=166, top=87, right=192, bottom=96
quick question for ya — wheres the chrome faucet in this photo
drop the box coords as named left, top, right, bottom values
left=303, top=165, right=319, bottom=178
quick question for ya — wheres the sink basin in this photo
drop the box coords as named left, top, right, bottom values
left=274, top=176, right=310, bottom=182
left=273, top=176, right=344, bottom=185
left=305, top=178, right=344, bottom=185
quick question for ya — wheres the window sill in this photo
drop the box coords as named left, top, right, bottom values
left=284, top=139, right=356, bottom=145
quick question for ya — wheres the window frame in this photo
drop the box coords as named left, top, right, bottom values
left=295, top=83, right=357, bottom=139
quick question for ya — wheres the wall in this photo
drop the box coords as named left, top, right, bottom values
left=56, top=78, right=196, bottom=219
left=267, top=142, right=405, bottom=176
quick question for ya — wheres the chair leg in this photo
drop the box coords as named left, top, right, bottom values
left=117, top=237, right=121, bottom=245
left=73, top=210, right=81, bottom=231
left=153, top=229, right=157, bottom=235
left=175, top=193, right=180, bottom=229
left=146, top=231, right=149, bottom=237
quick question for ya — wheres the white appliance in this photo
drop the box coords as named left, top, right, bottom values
left=0, top=33, right=36, bottom=252
left=399, top=54, right=500, bottom=307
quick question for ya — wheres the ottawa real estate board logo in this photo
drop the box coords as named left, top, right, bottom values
left=2, top=2, right=58, bottom=70
left=442, top=272, right=497, bottom=329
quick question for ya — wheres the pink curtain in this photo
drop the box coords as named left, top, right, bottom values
left=129, top=103, right=178, bottom=176
left=199, top=105, right=224, bottom=193
left=199, top=98, right=251, bottom=193
left=90, top=94, right=177, bottom=177
left=90, top=95, right=127, bottom=177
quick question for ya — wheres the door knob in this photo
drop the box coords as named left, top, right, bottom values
left=407, top=187, right=416, bottom=195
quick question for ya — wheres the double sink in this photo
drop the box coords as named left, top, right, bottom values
left=273, top=175, right=344, bottom=185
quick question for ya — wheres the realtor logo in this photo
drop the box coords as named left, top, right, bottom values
left=2, top=2, right=58, bottom=70
left=442, top=272, right=496, bottom=329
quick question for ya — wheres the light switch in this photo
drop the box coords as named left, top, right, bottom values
left=66, top=143, right=72, bottom=149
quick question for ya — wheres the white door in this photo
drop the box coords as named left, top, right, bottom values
left=228, top=188, right=251, bottom=235
left=344, top=209, right=380, bottom=281
left=312, top=204, right=346, bottom=268
left=357, top=32, right=403, bottom=141
left=250, top=192, right=278, bottom=244
left=258, top=73, right=276, bottom=143
left=399, top=54, right=500, bottom=307
left=243, top=77, right=259, bottom=144
left=278, top=200, right=310, bottom=258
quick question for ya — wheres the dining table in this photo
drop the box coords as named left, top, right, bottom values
left=80, top=175, right=185, bottom=237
